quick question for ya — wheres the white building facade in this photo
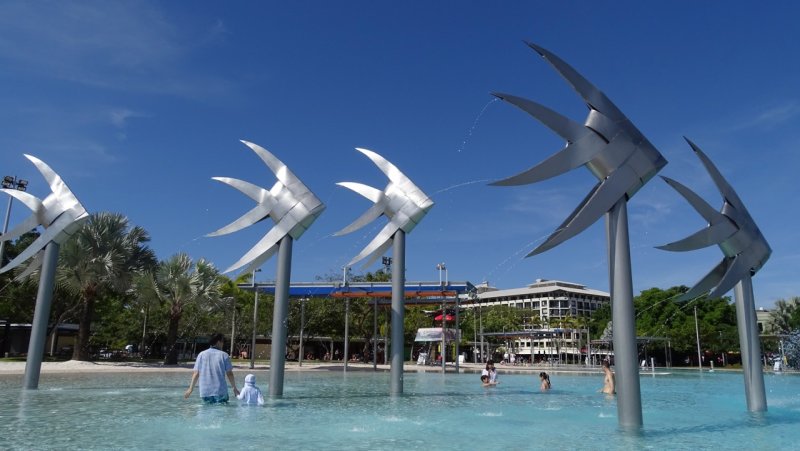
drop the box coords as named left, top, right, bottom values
left=463, top=279, right=610, bottom=363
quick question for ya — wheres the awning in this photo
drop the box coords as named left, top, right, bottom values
left=414, top=328, right=460, bottom=342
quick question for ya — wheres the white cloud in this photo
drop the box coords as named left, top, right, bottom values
left=110, top=108, right=148, bottom=128
left=727, top=101, right=800, bottom=132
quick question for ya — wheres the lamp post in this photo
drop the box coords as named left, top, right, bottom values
left=437, top=262, right=447, bottom=371
left=503, top=326, right=508, bottom=363
left=436, top=262, right=447, bottom=286
left=694, top=305, right=702, bottom=370
left=342, top=265, right=350, bottom=372
left=250, top=269, right=261, bottom=369
left=299, top=297, right=308, bottom=367
left=0, top=175, right=29, bottom=266
left=344, top=297, right=350, bottom=372
left=479, top=301, right=484, bottom=363
left=471, top=292, right=477, bottom=363
left=225, top=297, right=235, bottom=356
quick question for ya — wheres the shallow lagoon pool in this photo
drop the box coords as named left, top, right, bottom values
left=1, top=369, right=798, bottom=450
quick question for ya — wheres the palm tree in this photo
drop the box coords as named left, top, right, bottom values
left=558, top=316, right=580, bottom=364
left=768, top=299, right=797, bottom=334
left=136, top=253, right=221, bottom=365
left=58, top=212, right=156, bottom=360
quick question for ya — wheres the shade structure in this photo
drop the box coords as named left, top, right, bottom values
left=414, top=328, right=460, bottom=342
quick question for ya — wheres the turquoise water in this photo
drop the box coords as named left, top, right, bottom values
left=1, top=369, right=798, bottom=450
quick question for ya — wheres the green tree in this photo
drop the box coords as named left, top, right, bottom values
left=767, top=297, right=800, bottom=334
left=478, top=304, right=526, bottom=357
left=632, top=286, right=738, bottom=365
left=57, top=212, right=156, bottom=360
left=134, top=253, right=222, bottom=365
left=90, top=291, right=139, bottom=351
left=0, top=231, right=42, bottom=324
left=215, top=273, right=274, bottom=358
left=589, top=303, right=611, bottom=340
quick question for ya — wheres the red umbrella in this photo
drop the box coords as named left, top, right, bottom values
left=434, top=314, right=456, bottom=321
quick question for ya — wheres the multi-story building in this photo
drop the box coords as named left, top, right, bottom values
left=462, top=279, right=610, bottom=363
left=755, top=307, right=772, bottom=333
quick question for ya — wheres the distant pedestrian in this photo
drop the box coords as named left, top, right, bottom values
left=184, top=332, right=239, bottom=404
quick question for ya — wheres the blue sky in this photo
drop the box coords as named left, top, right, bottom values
left=1, top=1, right=798, bottom=308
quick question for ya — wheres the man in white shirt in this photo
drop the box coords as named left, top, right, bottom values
left=184, top=333, right=240, bottom=403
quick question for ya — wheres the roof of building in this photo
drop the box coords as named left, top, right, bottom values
left=476, top=279, right=609, bottom=300
left=240, top=281, right=475, bottom=303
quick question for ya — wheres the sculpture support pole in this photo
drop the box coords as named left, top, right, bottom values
left=269, top=236, right=293, bottom=397
left=299, top=299, right=305, bottom=367
left=390, top=230, right=405, bottom=395
left=734, top=277, right=767, bottom=411
left=23, top=241, right=59, bottom=390
left=606, top=200, right=643, bottom=428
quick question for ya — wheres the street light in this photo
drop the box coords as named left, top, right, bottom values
left=470, top=291, right=477, bottom=363
left=250, top=269, right=262, bottom=369
left=225, top=297, right=236, bottom=355
left=299, top=297, right=308, bottom=367
left=436, top=262, right=447, bottom=286
left=436, top=262, right=447, bottom=370
left=0, top=175, right=29, bottom=266
left=479, top=300, right=484, bottom=363
left=694, top=305, right=702, bottom=370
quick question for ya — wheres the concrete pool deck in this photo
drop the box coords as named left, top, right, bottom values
left=0, top=359, right=727, bottom=376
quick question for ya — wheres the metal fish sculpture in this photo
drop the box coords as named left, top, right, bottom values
left=335, top=148, right=433, bottom=268
left=208, top=140, right=325, bottom=274
left=492, top=42, right=667, bottom=256
left=0, top=154, right=89, bottom=274
left=657, top=138, right=771, bottom=300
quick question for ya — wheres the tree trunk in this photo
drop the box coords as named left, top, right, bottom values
left=163, top=314, right=181, bottom=365
left=72, top=295, right=95, bottom=361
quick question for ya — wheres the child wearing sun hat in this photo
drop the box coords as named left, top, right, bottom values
left=237, top=374, right=265, bottom=405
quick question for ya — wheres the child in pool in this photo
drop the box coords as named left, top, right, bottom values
left=237, top=374, right=265, bottom=405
